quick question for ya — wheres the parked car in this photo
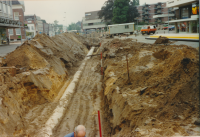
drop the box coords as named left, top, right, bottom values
left=141, top=26, right=157, bottom=35
left=163, top=25, right=175, bottom=30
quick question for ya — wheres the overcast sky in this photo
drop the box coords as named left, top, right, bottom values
left=24, top=0, right=168, bottom=26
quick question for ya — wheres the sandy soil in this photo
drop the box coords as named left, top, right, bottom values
left=0, top=33, right=199, bottom=137
left=51, top=56, right=102, bottom=137
left=99, top=38, right=199, bottom=137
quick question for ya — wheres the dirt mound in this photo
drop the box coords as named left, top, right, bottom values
left=154, top=36, right=169, bottom=44
left=153, top=49, right=171, bottom=60
left=0, top=33, right=91, bottom=136
left=100, top=38, right=199, bottom=137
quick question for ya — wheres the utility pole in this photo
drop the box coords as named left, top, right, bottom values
left=168, top=8, right=169, bottom=33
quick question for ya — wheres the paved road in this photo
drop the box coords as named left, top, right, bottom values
left=0, top=42, right=22, bottom=57
left=120, top=30, right=199, bottom=48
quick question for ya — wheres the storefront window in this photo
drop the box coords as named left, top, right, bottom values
left=181, top=7, right=189, bottom=19
left=191, top=21, right=197, bottom=33
left=180, top=22, right=187, bottom=32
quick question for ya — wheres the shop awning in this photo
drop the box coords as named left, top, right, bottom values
left=0, top=18, right=22, bottom=28
left=166, top=17, right=199, bottom=23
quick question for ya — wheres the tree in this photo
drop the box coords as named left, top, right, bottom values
left=112, top=0, right=130, bottom=24
left=54, top=20, right=59, bottom=32
left=127, top=0, right=140, bottom=23
left=67, top=22, right=81, bottom=31
left=98, top=0, right=140, bottom=24
left=98, top=0, right=114, bottom=23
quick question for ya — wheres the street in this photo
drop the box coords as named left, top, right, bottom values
left=0, top=42, right=22, bottom=57
left=126, top=30, right=199, bottom=48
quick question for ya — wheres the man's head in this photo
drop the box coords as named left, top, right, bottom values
left=74, top=125, right=86, bottom=137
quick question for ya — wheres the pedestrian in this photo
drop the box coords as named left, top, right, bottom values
left=64, top=125, right=86, bottom=137
left=6, top=37, right=9, bottom=45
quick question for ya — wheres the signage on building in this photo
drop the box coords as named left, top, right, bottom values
left=0, top=18, right=21, bottom=26
left=168, top=1, right=174, bottom=4
left=192, top=3, right=199, bottom=15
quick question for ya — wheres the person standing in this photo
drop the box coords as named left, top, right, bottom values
left=6, top=37, right=9, bottom=45
left=64, top=125, right=86, bottom=137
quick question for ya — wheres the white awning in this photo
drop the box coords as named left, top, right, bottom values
left=108, top=23, right=134, bottom=27
left=166, top=17, right=199, bottom=23
left=153, top=14, right=175, bottom=18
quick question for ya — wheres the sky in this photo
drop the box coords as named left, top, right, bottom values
left=24, top=0, right=169, bottom=26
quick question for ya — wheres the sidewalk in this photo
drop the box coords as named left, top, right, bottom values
left=0, top=42, right=22, bottom=57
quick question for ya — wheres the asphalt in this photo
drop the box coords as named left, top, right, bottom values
left=126, top=30, right=199, bottom=48
left=0, top=42, right=22, bottom=57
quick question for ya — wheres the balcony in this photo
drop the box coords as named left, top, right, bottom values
left=156, top=20, right=162, bottom=23
left=156, top=10, right=162, bottom=14
left=154, top=5, right=162, bottom=9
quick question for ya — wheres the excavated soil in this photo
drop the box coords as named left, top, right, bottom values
left=0, top=33, right=199, bottom=137
left=99, top=38, right=199, bottom=137
left=0, top=33, right=100, bottom=136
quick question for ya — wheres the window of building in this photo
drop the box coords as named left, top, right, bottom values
left=0, top=3, right=2, bottom=11
left=15, top=28, right=21, bottom=35
left=31, top=26, right=34, bottom=30
left=8, top=29, right=13, bottom=35
left=7, top=6, right=10, bottom=15
left=14, top=12, right=19, bottom=20
left=88, top=23, right=93, bottom=26
left=125, top=25, right=129, bottom=29
left=85, top=13, right=91, bottom=16
left=181, top=7, right=189, bottom=19
left=3, top=4, right=6, bottom=13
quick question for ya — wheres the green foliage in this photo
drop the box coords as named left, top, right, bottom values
left=98, top=0, right=140, bottom=24
left=112, top=0, right=129, bottom=24
left=98, top=0, right=114, bottom=24
left=138, top=21, right=147, bottom=25
left=67, top=22, right=81, bottom=31
left=127, top=0, right=140, bottom=22
left=54, top=20, right=59, bottom=32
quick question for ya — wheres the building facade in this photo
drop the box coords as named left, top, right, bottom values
left=48, top=24, right=55, bottom=37
left=25, top=15, right=37, bottom=38
left=167, top=0, right=199, bottom=33
left=0, top=0, right=22, bottom=44
left=6, top=0, right=26, bottom=41
left=36, top=16, right=43, bottom=34
left=82, top=10, right=106, bottom=32
left=136, top=2, right=175, bottom=24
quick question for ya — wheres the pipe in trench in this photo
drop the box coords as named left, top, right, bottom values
left=40, top=47, right=95, bottom=137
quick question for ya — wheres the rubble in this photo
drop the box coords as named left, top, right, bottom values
left=154, top=36, right=169, bottom=44
left=0, top=33, right=99, bottom=136
left=99, top=38, right=199, bottom=137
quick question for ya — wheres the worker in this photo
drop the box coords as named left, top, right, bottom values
left=64, top=125, right=86, bottom=137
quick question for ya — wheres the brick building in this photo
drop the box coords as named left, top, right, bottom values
left=5, top=0, right=25, bottom=42
left=24, top=15, right=37, bottom=38
left=136, top=2, right=175, bottom=24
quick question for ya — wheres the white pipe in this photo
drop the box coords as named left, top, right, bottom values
left=40, top=47, right=95, bottom=137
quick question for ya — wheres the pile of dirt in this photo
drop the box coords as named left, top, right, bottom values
left=0, top=33, right=95, bottom=136
left=154, top=36, right=169, bottom=44
left=100, top=38, right=199, bottom=137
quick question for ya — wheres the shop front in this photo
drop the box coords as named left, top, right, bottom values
left=0, top=17, right=22, bottom=45
left=169, top=1, right=199, bottom=34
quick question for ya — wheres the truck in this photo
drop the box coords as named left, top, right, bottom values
left=108, top=23, right=135, bottom=37
left=141, top=26, right=156, bottom=35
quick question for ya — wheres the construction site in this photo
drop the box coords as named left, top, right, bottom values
left=0, top=32, right=199, bottom=137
